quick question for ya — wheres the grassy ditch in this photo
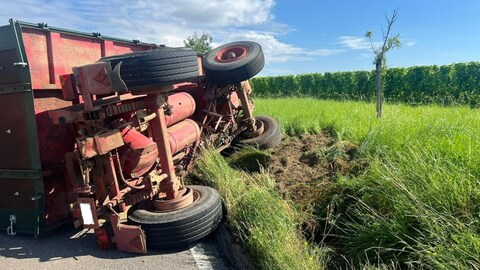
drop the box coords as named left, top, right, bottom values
left=194, top=148, right=328, bottom=270
left=253, top=98, right=480, bottom=269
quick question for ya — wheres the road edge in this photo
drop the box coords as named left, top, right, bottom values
left=213, top=223, right=257, bottom=270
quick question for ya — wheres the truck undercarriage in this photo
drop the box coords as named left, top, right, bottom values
left=0, top=19, right=280, bottom=253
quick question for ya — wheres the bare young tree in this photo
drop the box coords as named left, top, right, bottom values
left=366, top=9, right=401, bottom=118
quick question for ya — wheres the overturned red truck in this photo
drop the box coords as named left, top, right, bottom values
left=0, top=19, right=281, bottom=253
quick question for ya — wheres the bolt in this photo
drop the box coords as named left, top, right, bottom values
left=58, top=117, right=66, bottom=125
left=165, top=105, right=173, bottom=116
left=227, top=52, right=236, bottom=59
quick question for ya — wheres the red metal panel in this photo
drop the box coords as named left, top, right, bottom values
left=108, top=41, right=151, bottom=56
left=34, top=91, right=74, bottom=171
left=43, top=172, right=71, bottom=226
left=52, top=34, right=102, bottom=79
left=21, top=28, right=155, bottom=91
left=35, top=110, right=75, bottom=168
left=33, top=94, right=73, bottom=112
left=101, top=40, right=114, bottom=57
left=59, top=74, right=77, bottom=100
left=21, top=28, right=52, bottom=89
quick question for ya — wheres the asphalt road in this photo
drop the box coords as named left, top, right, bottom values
left=0, top=225, right=231, bottom=270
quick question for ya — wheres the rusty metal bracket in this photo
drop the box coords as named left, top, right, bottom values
left=151, top=103, right=181, bottom=199
left=236, top=82, right=256, bottom=131
left=110, top=212, right=147, bottom=254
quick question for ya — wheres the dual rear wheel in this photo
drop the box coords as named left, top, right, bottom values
left=128, top=185, right=222, bottom=249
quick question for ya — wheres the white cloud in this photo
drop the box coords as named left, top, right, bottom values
left=0, top=0, right=342, bottom=73
left=0, top=0, right=275, bottom=40
left=217, top=30, right=342, bottom=63
left=309, top=48, right=345, bottom=56
left=338, top=36, right=374, bottom=50
left=163, top=0, right=276, bottom=26
left=339, top=35, right=415, bottom=51
left=405, top=41, right=417, bottom=47
left=0, top=1, right=85, bottom=29
left=71, top=0, right=277, bottom=33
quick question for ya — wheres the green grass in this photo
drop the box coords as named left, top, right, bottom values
left=195, top=148, right=328, bottom=270
left=254, top=98, right=480, bottom=269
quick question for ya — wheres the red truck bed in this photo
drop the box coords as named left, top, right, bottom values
left=0, top=19, right=161, bottom=235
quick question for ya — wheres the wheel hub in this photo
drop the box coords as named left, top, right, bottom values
left=241, top=118, right=264, bottom=138
left=215, top=46, right=247, bottom=63
left=152, top=187, right=195, bottom=212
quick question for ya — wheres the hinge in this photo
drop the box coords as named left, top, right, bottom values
left=14, top=62, right=28, bottom=68
left=7, top=215, right=16, bottom=236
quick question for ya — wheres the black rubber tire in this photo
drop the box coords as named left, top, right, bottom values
left=127, top=185, right=223, bottom=249
left=235, top=115, right=282, bottom=150
left=202, top=41, right=264, bottom=84
left=100, top=48, right=199, bottom=92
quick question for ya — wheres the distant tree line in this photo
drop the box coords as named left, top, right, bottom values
left=250, top=62, right=480, bottom=107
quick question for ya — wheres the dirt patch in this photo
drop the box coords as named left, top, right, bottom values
left=272, top=134, right=365, bottom=238
left=268, top=133, right=335, bottom=203
left=259, top=133, right=367, bottom=235
left=226, top=132, right=367, bottom=236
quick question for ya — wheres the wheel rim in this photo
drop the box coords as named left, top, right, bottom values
left=215, top=46, right=248, bottom=63
left=152, top=187, right=197, bottom=212
left=241, top=118, right=265, bottom=138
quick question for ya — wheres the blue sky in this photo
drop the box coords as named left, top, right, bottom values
left=1, top=0, right=479, bottom=76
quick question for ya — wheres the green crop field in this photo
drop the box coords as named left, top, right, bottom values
left=256, top=98, right=480, bottom=268
left=196, top=97, right=480, bottom=269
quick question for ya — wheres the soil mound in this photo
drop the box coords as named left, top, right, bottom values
left=227, top=133, right=367, bottom=234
